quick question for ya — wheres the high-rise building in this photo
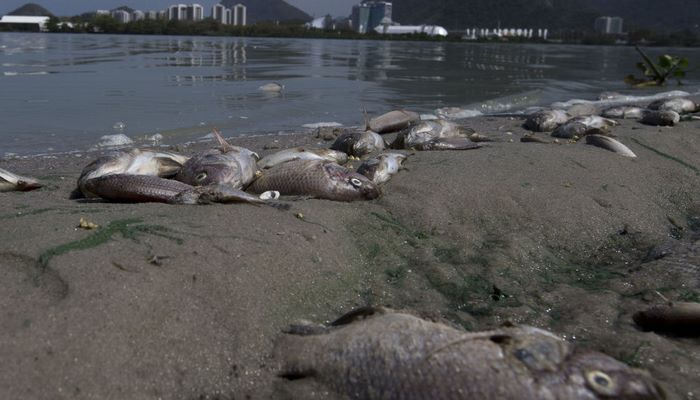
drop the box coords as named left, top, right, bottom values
left=131, top=10, right=145, bottom=21
left=594, top=16, right=623, bottom=34
left=232, top=4, right=247, bottom=26
left=168, top=4, right=188, bottom=20
left=187, top=4, right=204, bottom=21
left=111, top=9, right=131, bottom=23
left=212, top=4, right=227, bottom=24
left=352, top=1, right=392, bottom=33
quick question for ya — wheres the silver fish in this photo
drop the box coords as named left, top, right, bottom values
left=369, top=110, right=420, bottom=134
left=0, top=167, right=42, bottom=192
left=81, top=174, right=279, bottom=206
left=640, top=110, right=680, bottom=126
left=523, top=109, right=570, bottom=132
left=275, top=307, right=664, bottom=400
left=331, top=131, right=386, bottom=158
left=356, top=153, right=407, bottom=184
left=585, top=134, right=637, bottom=158
left=258, top=147, right=348, bottom=169
left=392, top=119, right=472, bottom=149
left=176, top=129, right=258, bottom=189
left=572, top=115, right=618, bottom=129
left=601, top=106, right=646, bottom=119
left=648, top=98, right=696, bottom=114
left=248, top=159, right=380, bottom=201
left=413, top=137, right=481, bottom=151
left=552, top=122, right=597, bottom=139
left=77, top=148, right=189, bottom=197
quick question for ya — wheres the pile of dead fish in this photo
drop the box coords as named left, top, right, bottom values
left=273, top=307, right=665, bottom=399
left=521, top=94, right=699, bottom=158
left=66, top=109, right=486, bottom=205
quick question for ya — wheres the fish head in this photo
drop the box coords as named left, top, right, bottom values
left=330, top=132, right=360, bottom=155
left=560, top=352, right=666, bottom=399
left=354, top=131, right=386, bottom=156
left=179, top=153, right=243, bottom=187
left=324, top=163, right=381, bottom=200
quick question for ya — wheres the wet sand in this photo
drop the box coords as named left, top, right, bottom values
left=1, top=115, right=700, bottom=399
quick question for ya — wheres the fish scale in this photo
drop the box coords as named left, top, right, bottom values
left=249, top=159, right=379, bottom=201
left=274, top=308, right=664, bottom=400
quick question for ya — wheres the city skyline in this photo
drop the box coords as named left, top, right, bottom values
left=0, top=0, right=359, bottom=18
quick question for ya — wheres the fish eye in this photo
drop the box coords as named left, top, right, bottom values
left=585, top=370, right=617, bottom=395
left=350, top=178, right=363, bottom=187
left=196, top=172, right=208, bottom=182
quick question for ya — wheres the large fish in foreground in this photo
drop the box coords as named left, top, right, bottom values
left=274, top=307, right=664, bottom=400
left=248, top=159, right=380, bottom=201
left=0, top=167, right=42, bottom=192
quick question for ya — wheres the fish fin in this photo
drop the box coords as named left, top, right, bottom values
left=154, top=157, right=185, bottom=177
left=362, top=106, right=370, bottom=131
left=329, top=306, right=388, bottom=326
left=212, top=128, right=234, bottom=153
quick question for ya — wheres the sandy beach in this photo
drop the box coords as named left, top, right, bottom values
left=1, top=114, right=700, bottom=399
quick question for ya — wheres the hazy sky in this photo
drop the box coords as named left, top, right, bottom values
left=1, top=1, right=358, bottom=17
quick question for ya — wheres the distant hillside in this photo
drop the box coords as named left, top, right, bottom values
left=390, top=0, right=700, bottom=32
left=220, top=0, right=311, bottom=24
left=7, top=3, right=54, bottom=17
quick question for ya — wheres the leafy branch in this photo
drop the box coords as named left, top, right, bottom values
left=625, top=45, right=689, bottom=87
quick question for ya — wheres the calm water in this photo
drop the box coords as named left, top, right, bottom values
left=1, top=32, right=699, bottom=156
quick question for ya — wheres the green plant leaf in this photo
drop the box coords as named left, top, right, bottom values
left=673, top=70, right=686, bottom=78
left=678, top=58, right=689, bottom=68
left=658, top=55, right=672, bottom=69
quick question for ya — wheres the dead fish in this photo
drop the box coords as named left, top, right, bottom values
left=552, top=122, right=597, bottom=139
left=633, top=302, right=700, bottom=336
left=601, top=106, right=646, bottom=119
left=640, top=110, right=680, bottom=126
left=0, top=167, right=42, bottom=192
left=413, top=137, right=481, bottom=151
left=469, top=133, right=496, bottom=142
left=81, top=174, right=280, bottom=206
left=176, top=129, right=258, bottom=189
left=369, top=110, right=420, bottom=134
left=573, top=115, right=618, bottom=129
left=330, top=131, right=386, bottom=158
left=356, top=153, right=407, bottom=184
left=648, top=98, right=696, bottom=114
left=551, top=115, right=615, bottom=139
left=248, top=159, right=380, bottom=201
left=259, top=82, right=284, bottom=92
left=523, top=109, right=570, bottom=132
left=77, top=148, right=189, bottom=197
left=585, top=134, right=637, bottom=158
left=392, top=119, right=471, bottom=149
left=258, top=147, right=348, bottom=170
left=274, top=307, right=664, bottom=400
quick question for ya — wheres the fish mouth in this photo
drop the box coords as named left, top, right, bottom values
left=362, top=185, right=381, bottom=200
left=18, top=180, right=42, bottom=191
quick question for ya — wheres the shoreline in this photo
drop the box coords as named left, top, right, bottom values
left=1, top=115, right=700, bottom=398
